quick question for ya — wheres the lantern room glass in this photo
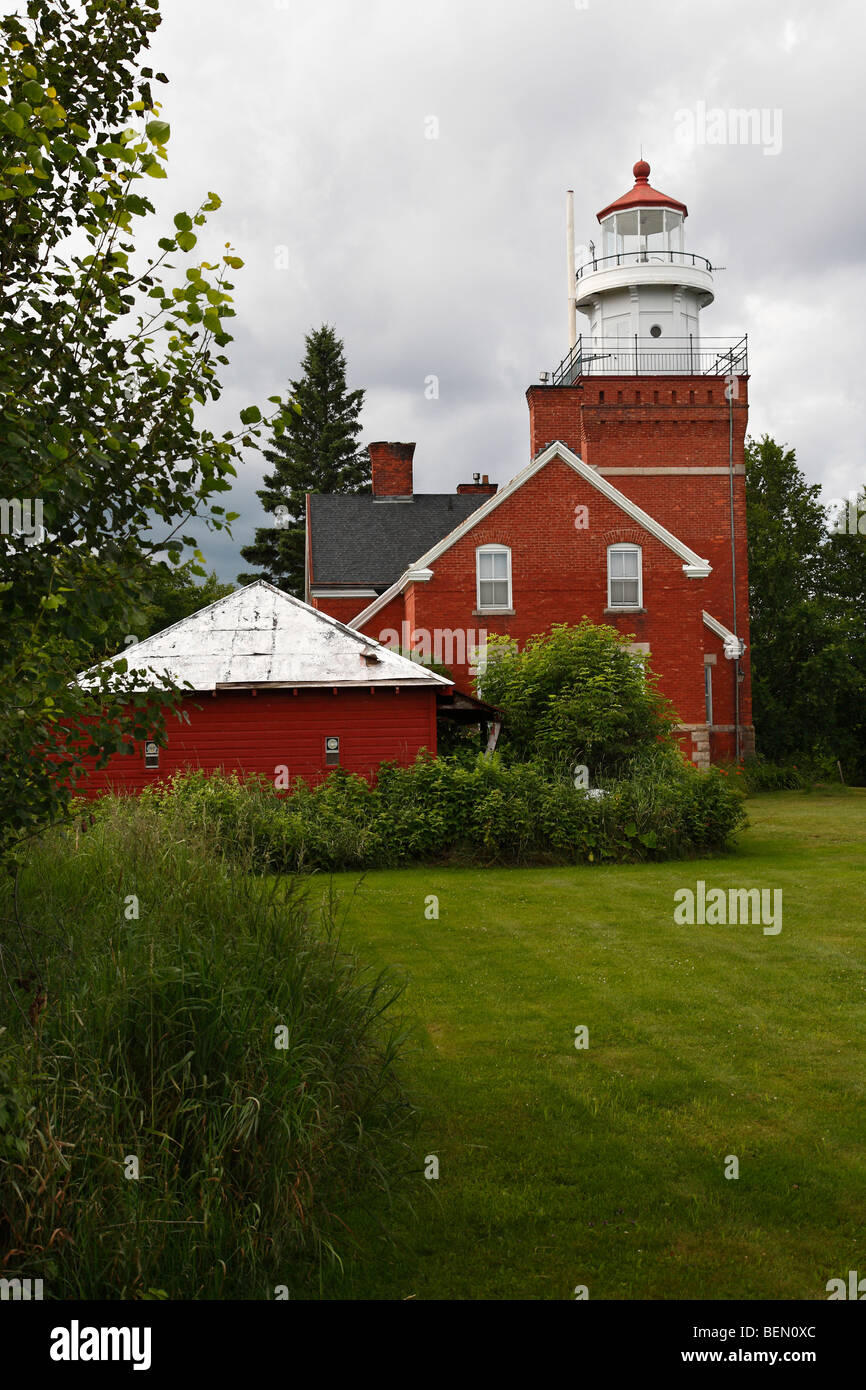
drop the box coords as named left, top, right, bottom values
left=600, top=209, right=683, bottom=264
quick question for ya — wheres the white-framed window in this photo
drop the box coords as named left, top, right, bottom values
left=476, top=544, right=512, bottom=611
left=607, top=543, right=642, bottom=609
left=704, top=665, right=713, bottom=725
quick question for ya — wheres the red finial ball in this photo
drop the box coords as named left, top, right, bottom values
left=633, top=159, right=651, bottom=180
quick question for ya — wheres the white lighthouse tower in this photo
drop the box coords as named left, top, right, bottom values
left=568, top=160, right=720, bottom=376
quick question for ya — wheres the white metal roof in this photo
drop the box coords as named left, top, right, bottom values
left=79, top=580, right=453, bottom=692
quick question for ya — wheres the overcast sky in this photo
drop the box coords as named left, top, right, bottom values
left=139, top=0, right=865, bottom=581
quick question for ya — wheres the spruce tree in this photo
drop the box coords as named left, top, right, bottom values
left=239, top=325, right=368, bottom=594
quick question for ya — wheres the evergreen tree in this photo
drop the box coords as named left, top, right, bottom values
left=239, top=325, right=368, bottom=594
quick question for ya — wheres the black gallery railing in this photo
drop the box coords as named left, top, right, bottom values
left=548, top=335, right=748, bottom=384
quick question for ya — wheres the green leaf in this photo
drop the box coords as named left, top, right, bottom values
left=146, top=118, right=171, bottom=144
left=173, top=211, right=192, bottom=232
left=176, top=230, right=197, bottom=252
left=51, top=136, right=74, bottom=163
left=223, top=254, right=244, bottom=269
left=239, top=405, right=261, bottom=425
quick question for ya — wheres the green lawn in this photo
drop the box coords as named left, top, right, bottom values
left=315, top=790, right=866, bottom=1300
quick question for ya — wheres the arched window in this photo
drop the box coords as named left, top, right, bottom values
left=607, top=543, right=642, bottom=609
left=476, top=544, right=512, bottom=611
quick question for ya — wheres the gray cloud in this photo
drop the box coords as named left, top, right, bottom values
left=139, top=0, right=866, bottom=579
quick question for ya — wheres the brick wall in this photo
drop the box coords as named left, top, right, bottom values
left=317, top=373, right=755, bottom=766
left=369, top=441, right=415, bottom=496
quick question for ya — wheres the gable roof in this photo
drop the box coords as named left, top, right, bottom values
left=79, top=581, right=453, bottom=692
left=350, top=441, right=713, bottom=630
left=308, top=492, right=485, bottom=588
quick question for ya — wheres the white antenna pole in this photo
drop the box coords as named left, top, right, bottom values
left=566, top=189, right=577, bottom=350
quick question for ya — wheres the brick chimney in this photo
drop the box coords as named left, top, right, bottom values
left=457, top=473, right=498, bottom=496
left=369, top=442, right=415, bottom=498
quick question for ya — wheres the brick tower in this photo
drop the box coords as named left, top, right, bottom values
left=527, top=161, right=754, bottom=763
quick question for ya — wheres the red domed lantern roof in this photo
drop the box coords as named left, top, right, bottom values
left=596, top=160, right=688, bottom=222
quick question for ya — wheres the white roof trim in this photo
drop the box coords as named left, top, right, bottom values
left=310, top=588, right=378, bottom=598
left=703, top=610, right=746, bottom=659
left=350, top=440, right=712, bottom=629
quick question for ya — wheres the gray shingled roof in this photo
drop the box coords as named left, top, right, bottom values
left=308, top=493, right=485, bottom=587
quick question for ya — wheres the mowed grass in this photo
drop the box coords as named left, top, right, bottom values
left=312, top=791, right=866, bottom=1300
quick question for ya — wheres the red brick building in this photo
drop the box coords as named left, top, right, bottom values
left=309, top=160, right=754, bottom=766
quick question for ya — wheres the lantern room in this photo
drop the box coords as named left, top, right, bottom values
left=571, top=160, right=717, bottom=373
left=596, top=159, right=688, bottom=264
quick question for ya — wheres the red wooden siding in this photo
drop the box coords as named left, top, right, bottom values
left=77, top=687, right=438, bottom=797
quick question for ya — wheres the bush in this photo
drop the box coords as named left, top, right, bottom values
left=739, top=758, right=809, bottom=792
left=136, top=755, right=747, bottom=872
left=478, top=620, right=677, bottom=776
left=736, top=755, right=854, bottom=794
left=0, top=799, right=413, bottom=1299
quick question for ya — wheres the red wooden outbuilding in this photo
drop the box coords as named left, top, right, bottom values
left=75, top=580, right=452, bottom=796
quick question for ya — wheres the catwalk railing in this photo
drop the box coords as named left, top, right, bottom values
left=548, top=335, right=748, bottom=384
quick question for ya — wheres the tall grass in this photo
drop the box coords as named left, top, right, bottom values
left=0, top=798, right=414, bottom=1299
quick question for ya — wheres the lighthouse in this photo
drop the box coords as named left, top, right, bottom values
left=527, top=159, right=754, bottom=766
left=559, top=160, right=745, bottom=381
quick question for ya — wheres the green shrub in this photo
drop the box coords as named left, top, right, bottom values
left=136, top=755, right=747, bottom=872
left=0, top=799, right=413, bottom=1299
left=739, top=758, right=808, bottom=792
left=478, top=620, right=677, bottom=776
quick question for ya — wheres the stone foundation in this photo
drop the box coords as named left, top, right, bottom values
left=680, top=723, right=757, bottom=767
